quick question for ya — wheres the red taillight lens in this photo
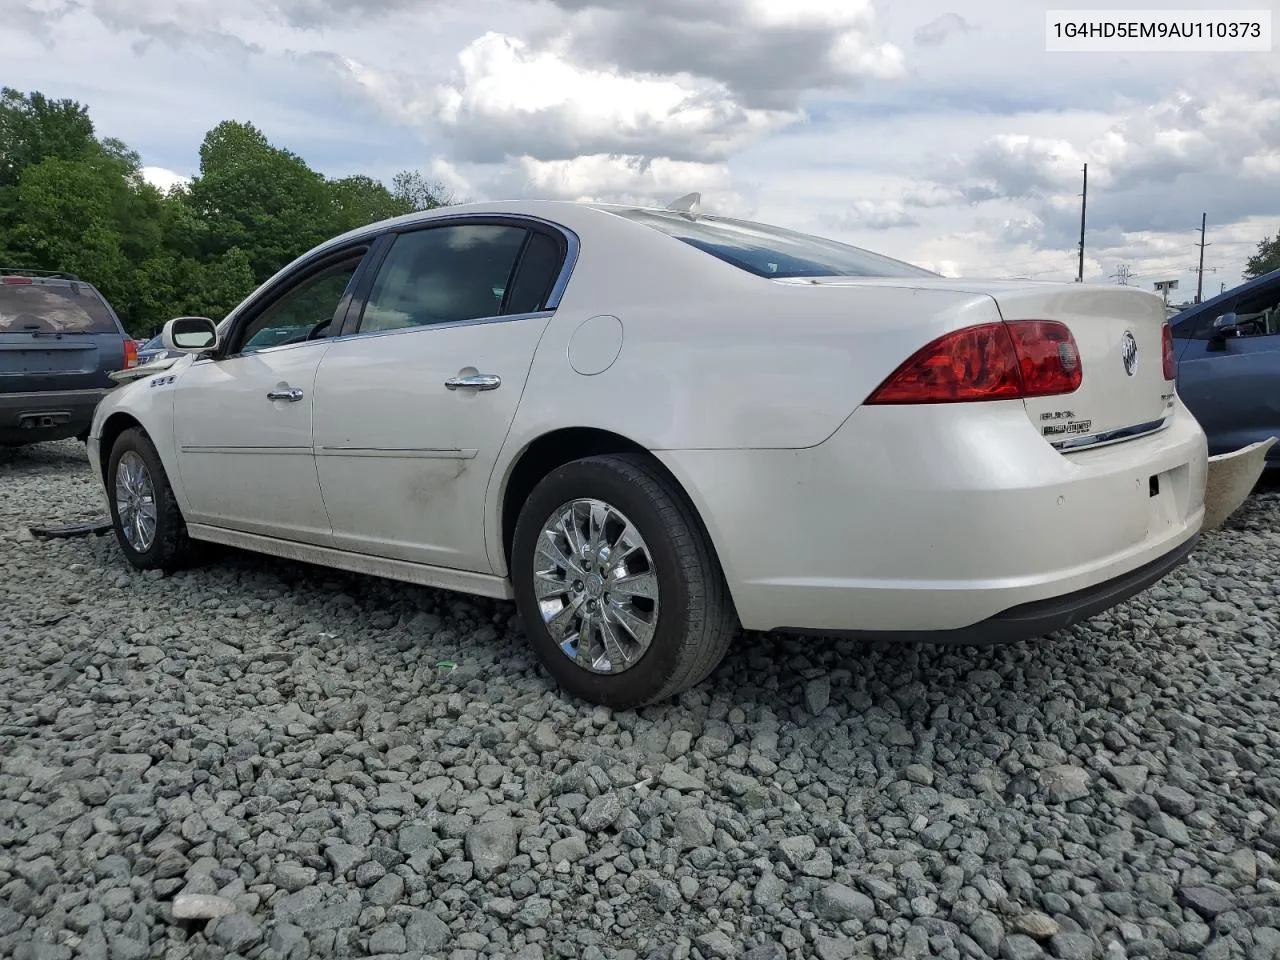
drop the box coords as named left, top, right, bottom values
left=1, top=276, right=33, bottom=284
left=1006, top=320, right=1082, bottom=397
left=123, top=337, right=138, bottom=369
left=866, top=320, right=1082, bottom=405
left=1161, top=322, right=1175, bottom=380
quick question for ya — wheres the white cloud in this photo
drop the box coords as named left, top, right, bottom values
left=140, top=166, right=191, bottom=192
left=338, top=33, right=799, bottom=165
left=3, top=0, right=1277, bottom=293
left=540, top=0, right=903, bottom=109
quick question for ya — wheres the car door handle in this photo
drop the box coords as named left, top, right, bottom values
left=445, top=374, right=501, bottom=392
left=266, top=387, right=304, bottom=402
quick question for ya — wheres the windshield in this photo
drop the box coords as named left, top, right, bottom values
left=608, top=208, right=937, bottom=280
left=0, top=283, right=119, bottom=333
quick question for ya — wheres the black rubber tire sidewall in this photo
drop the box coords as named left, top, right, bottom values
left=106, top=428, right=187, bottom=571
left=511, top=457, right=704, bottom=709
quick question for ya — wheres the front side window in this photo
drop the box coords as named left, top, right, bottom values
left=0, top=284, right=119, bottom=334
left=1191, top=281, right=1280, bottom=340
left=1231, top=285, right=1280, bottom=338
left=233, top=256, right=364, bottom=355
left=608, top=208, right=937, bottom=280
left=359, top=225, right=532, bottom=333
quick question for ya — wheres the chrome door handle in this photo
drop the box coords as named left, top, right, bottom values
left=445, top=374, right=501, bottom=392
left=267, top=387, right=304, bottom=402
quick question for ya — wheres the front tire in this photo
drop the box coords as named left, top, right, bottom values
left=106, top=427, right=194, bottom=572
left=511, top=454, right=737, bottom=709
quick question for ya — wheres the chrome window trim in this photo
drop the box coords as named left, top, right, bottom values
left=1052, top=414, right=1170, bottom=453
left=329, top=310, right=556, bottom=346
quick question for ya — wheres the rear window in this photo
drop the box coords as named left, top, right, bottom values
left=609, top=208, right=937, bottom=280
left=0, top=284, right=119, bottom=334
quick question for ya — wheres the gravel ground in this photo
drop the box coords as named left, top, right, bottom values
left=4, top=440, right=1280, bottom=960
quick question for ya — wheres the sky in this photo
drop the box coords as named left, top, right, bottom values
left=3, top=0, right=1278, bottom=295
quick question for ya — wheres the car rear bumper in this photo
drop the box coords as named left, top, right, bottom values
left=777, top=533, right=1199, bottom=645
left=0, top=388, right=110, bottom=443
left=655, top=396, right=1208, bottom=637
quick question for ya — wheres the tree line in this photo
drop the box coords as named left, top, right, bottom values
left=2, top=86, right=1277, bottom=339
left=0, top=88, right=453, bottom=337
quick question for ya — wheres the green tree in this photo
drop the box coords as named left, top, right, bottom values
left=391, top=169, right=456, bottom=211
left=5, top=157, right=132, bottom=305
left=0, top=89, right=451, bottom=336
left=328, top=174, right=413, bottom=233
left=0, top=88, right=98, bottom=188
left=186, top=120, right=332, bottom=281
left=1245, top=230, right=1280, bottom=279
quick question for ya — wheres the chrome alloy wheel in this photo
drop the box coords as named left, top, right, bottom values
left=115, top=450, right=158, bottom=552
left=534, top=498, right=659, bottom=674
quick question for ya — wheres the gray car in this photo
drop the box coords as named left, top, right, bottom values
left=0, top=269, right=136, bottom=446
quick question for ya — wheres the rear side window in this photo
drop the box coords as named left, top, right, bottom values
left=0, top=284, right=119, bottom=334
left=505, top=231, right=565, bottom=315
left=358, top=225, right=531, bottom=333
left=610, top=208, right=937, bottom=280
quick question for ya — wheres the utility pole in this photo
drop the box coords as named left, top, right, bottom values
left=1076, top=163, right=1087, bottom=282
left=1111, top=264, right=1133, bottom=286
left=1194, top=212, right=1210, bottom=303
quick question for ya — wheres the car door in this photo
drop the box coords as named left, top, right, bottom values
left=1176, top=276, right=1280, bottom=459
left=171, top=244, right=374, bottom=543
left=312, top=219, right=570, bottom=572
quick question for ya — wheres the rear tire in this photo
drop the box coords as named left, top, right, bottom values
left=511, top=453, right=738, bottom=709
left=106, top=427, right=195, bottom=573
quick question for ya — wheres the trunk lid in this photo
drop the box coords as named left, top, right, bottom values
left=786, top=277, right=1175, bottom=450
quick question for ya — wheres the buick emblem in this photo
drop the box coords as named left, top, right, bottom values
left=1120, top=331, right=1138, bottom=377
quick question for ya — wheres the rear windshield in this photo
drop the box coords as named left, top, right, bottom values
left=610, top=208, right=937, bottom=280
left=0, top=283, right=119, bottom=334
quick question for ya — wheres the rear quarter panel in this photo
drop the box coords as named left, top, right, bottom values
left=505, top=217, right=1002, bottom=453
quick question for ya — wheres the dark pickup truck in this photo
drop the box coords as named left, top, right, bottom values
left=1, top=269, right=138, bottom=447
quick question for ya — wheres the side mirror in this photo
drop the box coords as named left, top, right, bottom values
left=162, top=316, right=219, bottom=355
left=1206, top=312, right=1240, bottom=352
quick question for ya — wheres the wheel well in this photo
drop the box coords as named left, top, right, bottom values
left=97, top=413, right=144, bottom=482
left=501, top=427, right=689, bottom=566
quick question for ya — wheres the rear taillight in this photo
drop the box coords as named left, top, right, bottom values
left=124, top=337, right=138, bottom=369
left=866, top=320, right=1082, bottom=405
left=1, top=276, right=33, bottom=284
left=1161, top=322, right=1175, bottom=380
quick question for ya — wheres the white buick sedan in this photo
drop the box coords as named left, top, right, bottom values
left=88, top=199, right=1208, bottom=708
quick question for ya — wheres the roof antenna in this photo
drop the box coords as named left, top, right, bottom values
left=666, top=192, right=701, bottom=214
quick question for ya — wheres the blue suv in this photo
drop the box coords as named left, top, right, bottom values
left=0, top=268, right=138, bottom=447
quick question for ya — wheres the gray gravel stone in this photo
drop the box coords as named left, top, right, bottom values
left=1002, top=934, right=1046, bottom=960
left=171, top=894, right=238, bottom=919
left=209, top=912, right=263, bottom=952
left=813, top=883, right=875, bottom=923
left=1043, top=765, right=1091, bottom=803
left=549, top=835, right=589, bottom=863
left=579, top=793, right=623, bottom=831
left=1050, top=933, right=1098, bottom=960
left=406, top=910, right=452, bottom=953
left=1154, top=784, right=1197, bottom=817
left=5, top=442, right=1280, bottom=960
left=465, top=819, right=520, bottom=877
left=1177, top=886, right=1232, bottom=919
